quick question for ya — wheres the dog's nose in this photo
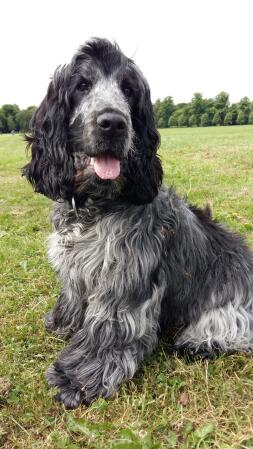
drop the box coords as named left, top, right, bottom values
left=97, top=112, right=127, bottom=135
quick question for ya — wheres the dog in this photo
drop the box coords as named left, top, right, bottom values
left=23, top=38, right=253, bottom=409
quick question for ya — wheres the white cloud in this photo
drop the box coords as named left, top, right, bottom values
left=1, top=0, right=253, bottom=108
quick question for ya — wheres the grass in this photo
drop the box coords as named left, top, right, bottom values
left=0, top=126, right=253, bottom=449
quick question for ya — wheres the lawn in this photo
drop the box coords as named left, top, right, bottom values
left=0, top=126, right=253, bottom=449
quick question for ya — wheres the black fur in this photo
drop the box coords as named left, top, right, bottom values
left=23, top=38, right=253, bottom=409
left=23, top=38, right=162, bottom=205
left=122, top=76, right=163, bottom=204
left=23, top=66, right=74, bottom=201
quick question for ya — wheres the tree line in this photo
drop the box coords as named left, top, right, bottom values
left=0, top=104, right=36, bottom=133
left=1, top=92, right=253, bottom=134
left=153, top=92, right=253, bottom=128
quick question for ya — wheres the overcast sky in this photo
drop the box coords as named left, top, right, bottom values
left=1, top=0, right=253, bottom=108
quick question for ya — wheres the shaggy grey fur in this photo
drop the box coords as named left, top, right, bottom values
left=46, top=189, right=253, bottom=408
left=46, top=194, right=167, bottom=408
left=23, top=38, right=253, bottom=409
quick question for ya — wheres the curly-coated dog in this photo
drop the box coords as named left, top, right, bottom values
left=23, top=38, right=253, bottom=409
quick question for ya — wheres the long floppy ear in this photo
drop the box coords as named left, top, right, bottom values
left=122, top=74, right=163, bottom=204
left=23, top=66, right=74, bottom=201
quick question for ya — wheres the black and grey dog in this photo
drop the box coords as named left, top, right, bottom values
left=23, top=38, right=253, bottom=409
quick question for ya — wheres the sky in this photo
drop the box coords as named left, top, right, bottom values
left=1, top=0, right=253, bottom=108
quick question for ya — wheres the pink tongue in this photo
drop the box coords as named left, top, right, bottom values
left=91, top=154, right=120, bottom=180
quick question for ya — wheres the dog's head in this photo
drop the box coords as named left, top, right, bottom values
left=23, top=38, right=163, bottom=204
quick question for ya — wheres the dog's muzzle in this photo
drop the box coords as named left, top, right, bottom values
left=97, top=111, right=127, bottom=137
left=88, top=111, right=129, bottom=180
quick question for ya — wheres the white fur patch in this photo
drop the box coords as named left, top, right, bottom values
left=176, top=290, right=253, bottom=352
left=71, top=77, right=130, bottom=125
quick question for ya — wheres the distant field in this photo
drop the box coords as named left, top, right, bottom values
left=161, top=126, right=253, bottom=244
left=0, top=126, right=253, bottom=449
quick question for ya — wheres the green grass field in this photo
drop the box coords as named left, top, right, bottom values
left=0, top=126, right=253, bottom=449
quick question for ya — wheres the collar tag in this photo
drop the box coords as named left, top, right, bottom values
left=71, top=196, right=78, bottom=218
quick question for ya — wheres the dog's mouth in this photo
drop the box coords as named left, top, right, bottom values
left=89, top=152, right=120, bottom=180
left=74, top=151, right=121, bottom=184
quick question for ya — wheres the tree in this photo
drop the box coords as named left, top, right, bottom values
left=224, top=112, right=233, bottom=126
left=157, top=117, right=165, bottom=128
left=16, top=106, right=36, bottom=132
left=190, top=93, right=205, bottom=125
left=7, top=115, right=16, bottom=131
left=248, top=111, right=253, bottom=125
left=200, top=113, right=209, bottom=127
left=168, top=113, right=178, bottom=127
left=212, top=111, right=222, bottom=126
left=228, top=104, right=238, bottom=125
left=214, top=92, right=229, bottom=125
left=0, top=110, right=6, bottom=132
left=153, top=99, right=162, bottom=127
left=189, top=114, right=197, bottom=127
left=154, top=96, right=174, bottom=128
left=214, top=91, right=229, bottom=110
left=178, top=114, right=188, bottom=127
left=0, top=104, right=20, bottom=132
left=238, top=97, right=251, bottom=122
left=236, top=110, right=246, bottom=125
left=2, top=90, right=253, bottom=134
left=0, top=108, right=7, bottom=132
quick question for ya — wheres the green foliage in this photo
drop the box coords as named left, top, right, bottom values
left=2, top=90, right=253, bottom=133
left=214, top=91, right=229, bottom=110
left=190, top=93, right=205, bottom=125
left=238, top=96, right=251, bottom=122
left=224, top=112, right=233, bottom=126
left=168, top=113, right=178, bottom=127
left=228, top=104, right=238, bottom=125
left=0, top=104, right=19, bottom=132
left=67, top=417, right=160, bottom=449
left=153, top=96, right=174, bottom=128
left=248, top=111, right=253, bottom=124
left=189, top=114, right=197, bottom=127
left=237, top=110, right=247, bottom=125
left=177, top=114, right=188, bottom=127
left=213, top=91, right=229, bottom=125
left=0, top=104, right=36, bottom=133
left=200, top=113, right=209, bottom=127
left=7, top=115, right=16, bottom=132
left=212, top=111, right=222, bottom=126
left=154, top=91, right=253, bottom=128
left=16, top=106, right=37, bottom=132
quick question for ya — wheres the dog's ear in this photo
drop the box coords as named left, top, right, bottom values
left=123, top=74, right=163, bottom=204
left=23, top=66, right=74, bottom=201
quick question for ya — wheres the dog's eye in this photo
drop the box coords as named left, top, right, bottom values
left=76, top=78, right=92, bottom=92
left=122, top=84, right=133, bottom=98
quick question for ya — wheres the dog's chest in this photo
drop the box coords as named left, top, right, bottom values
left=48, top=207, right=161, bottom=296
left=49, top=217, right=114, bottom=273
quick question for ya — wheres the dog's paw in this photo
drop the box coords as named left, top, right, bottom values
left=44, top=311, right=56, bottom=332
left=47, top=363, right=107, bottom=408
left=55, top=385, right=83, bottom=409
left=47, top=364, right=84, bottom=409
left=47, top=363, right=71, bottom=388
left=44, top=312, right=73, bottom=338
left=175, top=343, right=221, bottom=361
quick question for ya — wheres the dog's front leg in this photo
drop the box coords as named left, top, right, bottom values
left=46, top=230, right=86, bottom=337
left=44, top=287, right=85, bottom=337
left=47, top=288, right=163, bottom=409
